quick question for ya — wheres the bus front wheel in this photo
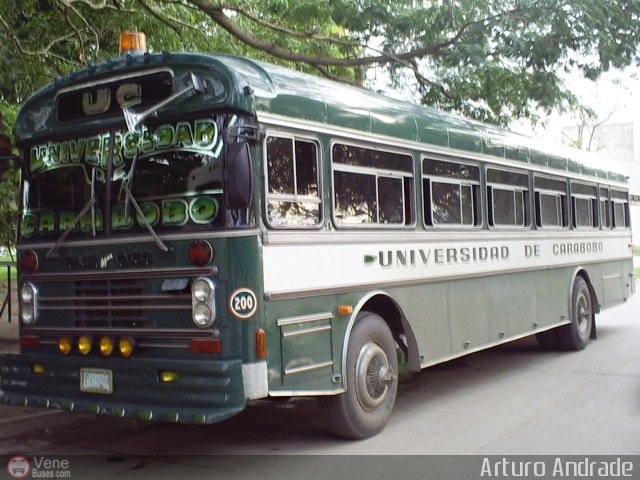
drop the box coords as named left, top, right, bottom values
left=319, top=311, right=398, bottom=439
left=558, top=276, right=593, bottom=351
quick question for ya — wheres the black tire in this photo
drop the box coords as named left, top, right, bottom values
left=558, top=276, right=593, bottom=351
left=319, top=311, right=398, bottom=439
left=536, top=329, right=562, bottom=351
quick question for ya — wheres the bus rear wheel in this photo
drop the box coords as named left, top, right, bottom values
left=319, top=311, right=398, bottom=439
left=558, top=276, right=593, bottom=351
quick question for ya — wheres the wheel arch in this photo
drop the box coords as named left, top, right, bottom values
left=341, top=291, right=421, bottom=382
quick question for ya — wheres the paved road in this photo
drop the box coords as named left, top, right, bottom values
left=0, top=289, right=639, bottom=477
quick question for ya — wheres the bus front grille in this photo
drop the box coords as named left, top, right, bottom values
left=22, top=266, right=210, bottom=331
left=74, top=279, right=147, bottom=328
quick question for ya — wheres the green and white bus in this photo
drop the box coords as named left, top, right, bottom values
left=0, top=33, right=635, bottom=439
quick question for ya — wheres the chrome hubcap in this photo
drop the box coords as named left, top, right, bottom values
left=355, top=342, right=395, bottom=411
left=576, top=290, right=592, bottom=337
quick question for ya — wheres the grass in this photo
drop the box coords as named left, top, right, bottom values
left=0, top=254, right=16, bottom=285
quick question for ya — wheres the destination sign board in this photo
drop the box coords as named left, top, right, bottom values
left=56, top=71, right=173, bottom=122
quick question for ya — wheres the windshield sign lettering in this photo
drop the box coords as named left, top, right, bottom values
left=29, top=118, right=221, bottom=181
left=22, top=196, right=218, bottom=238
left=22, top=117, right=224, bottom=238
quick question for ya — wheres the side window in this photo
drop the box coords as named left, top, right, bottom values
left=332, top=144, right=414, bottom=226
left=571, top=183, right=598, bottom=228
left=265, top=135, right=321, bottom=227
left=534, top=176, right=567, bottom=228
left=486, top=169, right=529, bottom=227
left=611, top=189, right=630, bottom=229
left=599, top=187, right=611, bottom=229
left=422, top=158, right=480, bottom=227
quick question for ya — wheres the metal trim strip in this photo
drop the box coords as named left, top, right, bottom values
left=282, top=325, right=332, bottom=338
left=276, top=312, right=334, bottom=327
left=284, top=360, right=333, bottom=376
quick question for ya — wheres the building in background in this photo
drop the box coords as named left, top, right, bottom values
left=562, top=120, right=639, bottom=189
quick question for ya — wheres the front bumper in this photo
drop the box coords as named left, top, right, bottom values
left=0, top=352, right=245, bottom=424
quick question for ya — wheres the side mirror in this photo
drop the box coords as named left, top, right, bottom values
left=224, top=143, right=253, bottom=209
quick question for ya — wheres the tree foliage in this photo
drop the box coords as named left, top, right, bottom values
left=2, top=0, right=640, bottom=125
left=1, top=1, right=639, bottom=250
left=0, top=104, right=18, bottom=255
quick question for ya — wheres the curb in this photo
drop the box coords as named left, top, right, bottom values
left=0, top=406, right=82, bottom=439
left=0, top=340, right=18, bottom=354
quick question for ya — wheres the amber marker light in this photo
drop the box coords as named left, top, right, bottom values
left=159, top=371, right=179, bottom=383
left=118, top=337, right=135, bottom=358
left=77, top=335, right=93, bottom=355
left=256, top=328, right=267, bottom=360
left=338, top=304, right=354, bottom=316
left=119, top=31, right=147, bottom=55
left=99, top=337, right=115, bottom=356
left=31, top=364, right=46, bottom=375
left=58, top=336, right=73, bottom=355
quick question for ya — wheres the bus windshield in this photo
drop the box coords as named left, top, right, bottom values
left=20, top=116, right=231, bottom=240
left=112, top=150, right=223, bottom=233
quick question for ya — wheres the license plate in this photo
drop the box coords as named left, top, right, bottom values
left=80, top=368, right=113, bottom=394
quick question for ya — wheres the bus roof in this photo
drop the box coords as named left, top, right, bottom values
left=15, top=51, right=628, bottom=184
left=241, top=57, right=628, bottom=184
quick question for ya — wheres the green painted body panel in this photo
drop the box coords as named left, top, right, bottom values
left=529, top=149, right=548, bottom=167
left=5, top=49, right=634, bottom=426
left=13, top=234, right=262, bottom=349
left=14, top=53, right=627, bottom=183
left=265, top=295, right=343, bottom=393
left=0, top=352, right=245, bottom=423
left=1, top=232, right=264, bottom=422
left=547, top=154, right=568, bottom=171
left=265, top=259, right=633, bottom=394
left=15, top=54, right=251, bottom=144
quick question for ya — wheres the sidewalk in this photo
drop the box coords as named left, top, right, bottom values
left=0, top=318, right=18, bottom=353
left=0, top=292, right=47, bottom=440
left=0, top=276, right=20, bottom=353
left=0, top=286, right=19, bottom=353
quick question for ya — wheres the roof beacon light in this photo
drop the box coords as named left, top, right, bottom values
left=119, top=31, right=147, bottom=56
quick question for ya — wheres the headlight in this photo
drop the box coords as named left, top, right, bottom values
left=20, top=282, right=39, bottom=324
left=21, top=286, right=34, bottom=303
left=192, top=278, right=213, bottom=302
left=21, top=304, right=35, bottom=324
left=193, top=303, right=213, bottom=327
left=191, top=277, right=215, bottom=328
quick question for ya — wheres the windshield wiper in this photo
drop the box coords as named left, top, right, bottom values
left=117, top=153, right=168, bottom=252
left=123, top=73, right=207, bottom=134
left=119, top=178, right=169, bottom=253
left=46, top=167, right=97, bottom=258
left=119, top=152, right=139, bottom=220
